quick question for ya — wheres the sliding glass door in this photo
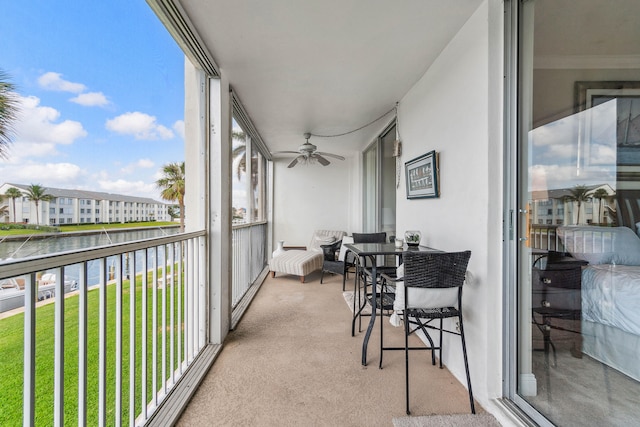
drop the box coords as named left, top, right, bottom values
left=362, top=122, right=397, bottom=239
left=508, top=1, right=640, bottom=425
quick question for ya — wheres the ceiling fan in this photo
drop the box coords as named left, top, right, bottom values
left=272, top=133, right=345, bottom=168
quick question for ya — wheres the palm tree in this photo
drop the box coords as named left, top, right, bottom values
left=564, top=185, right=590, bottom=225
left=0, top=69, right=20, bottom=159
left=156, top=162, right=185, bottom=232
left=592, top=188, right=609, bottom=225
left=5, top=187, right=22, bottom=223
left=232, top=130, right=249, bottom=181
left=232, top=130, right=260, bottom=197
left=23, top=184, right=52, bottom=225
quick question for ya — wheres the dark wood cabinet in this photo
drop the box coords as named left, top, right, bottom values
left=531, top=255, right=587, bottom=359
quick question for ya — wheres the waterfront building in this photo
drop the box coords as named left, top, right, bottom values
left=0, top=183, right=170, bottom=225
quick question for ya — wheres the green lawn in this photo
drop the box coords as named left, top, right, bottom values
left=0, top=272, right=185, bottom=426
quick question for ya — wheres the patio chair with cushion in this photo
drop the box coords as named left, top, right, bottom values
left=394, top=250, right=475, bottom=415
left=269, top=229, right=346, bottom=283
left=319, top=235, right=356, bottom=286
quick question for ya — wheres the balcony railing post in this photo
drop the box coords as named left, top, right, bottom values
left=115, top=254, right=123, bottom=426
left=23, top=273, right=36, bottom=427
left=78, top=262, right=88, bottom=426
left=129, top=251, right=136, bottom=427
left=99, top=258, right=107, bottom=427
left=141, top=248, right=148, bottom=420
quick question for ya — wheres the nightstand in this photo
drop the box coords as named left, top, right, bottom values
left=531, top=253, right=588, bottom=364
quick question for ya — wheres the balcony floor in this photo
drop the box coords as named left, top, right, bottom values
left=177, top=272, right=482, bottom=426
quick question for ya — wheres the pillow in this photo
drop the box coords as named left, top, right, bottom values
left=316, top=236, right=336, bottom=243
left=338, top=236, right=354, bottom=261
left=611, top=227, right=640, bottom=265
left=392, top=263, right=459, bottom=311
left=557, top=226, right=640, bottom=266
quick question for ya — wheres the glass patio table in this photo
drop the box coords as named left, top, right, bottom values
left=343, top=242, right=442, bottom=366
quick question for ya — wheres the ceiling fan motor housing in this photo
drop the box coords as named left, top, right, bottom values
left=299, top=142, right=317, bottom=154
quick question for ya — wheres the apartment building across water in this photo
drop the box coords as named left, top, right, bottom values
left=0, top=183, right=170, bottom=225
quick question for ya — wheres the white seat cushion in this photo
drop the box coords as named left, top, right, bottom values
left=269, top=250, right=323, bottom=277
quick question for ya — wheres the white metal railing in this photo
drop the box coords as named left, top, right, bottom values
left=0, top=231, right=206, bottom=427
left=231, top=221, right=267, bottom=307
left=529, top=224, right=564, bottom=251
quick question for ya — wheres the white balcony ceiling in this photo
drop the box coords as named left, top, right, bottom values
left=175, top=0, right=483, bottom=156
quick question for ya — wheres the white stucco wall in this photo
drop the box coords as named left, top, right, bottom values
left=395, top=0, right=504, bottom=408
left=269, top=0, right=506, bottom=413
left=272, top=153, right=358, bottom=247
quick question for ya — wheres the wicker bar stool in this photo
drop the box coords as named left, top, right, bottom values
left=400, top=250, right=474, bottom=415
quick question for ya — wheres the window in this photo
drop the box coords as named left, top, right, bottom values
left=230, top=116, right=268, bottom=225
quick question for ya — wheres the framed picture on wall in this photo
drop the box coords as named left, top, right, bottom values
left=405, top=150, right=439, bottom=199
left=575, top=81, right=640, bottom=166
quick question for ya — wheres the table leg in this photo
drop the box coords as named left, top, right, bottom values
left=362, top=258, right=377, bottom=366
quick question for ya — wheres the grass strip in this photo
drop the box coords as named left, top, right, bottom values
left=0, top=270, right=185, bottom=426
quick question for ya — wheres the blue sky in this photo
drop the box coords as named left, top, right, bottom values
left=1, top=1, right=185, bottom=201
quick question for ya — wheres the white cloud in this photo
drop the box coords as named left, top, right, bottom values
left=70, top=91, right=109, bottom=107
left=120, top=158, right=155, bottom=174
left=105, top=112, right=174, bottom=140
left=38, top=72, right=86, bottom=93
left=0, top=162, right=84, bottom=187
left=529, top=163, right=616, bottom=191
left=9, top=95, right=87, bottom=160
left=173, top=120, right=185, bottom=139
left=97, top=178, right=158, bottom=199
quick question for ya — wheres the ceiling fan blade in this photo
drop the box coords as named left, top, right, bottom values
left=316, top=151, right=345, bottom=161
left=287, top=156, right=303, bottom=168
left=314, top=154, right=331, bottom=166
left=272, top=151, right=301, bottom=155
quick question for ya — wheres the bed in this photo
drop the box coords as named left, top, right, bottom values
left=557, top=225, right=640, bottom=382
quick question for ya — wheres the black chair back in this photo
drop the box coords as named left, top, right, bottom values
left=403, top=251, right=471, bottom=289
left=352, top=232, right=387, bottom=244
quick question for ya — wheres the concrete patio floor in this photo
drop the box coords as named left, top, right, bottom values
left=177, top=271, right=483, bottom=426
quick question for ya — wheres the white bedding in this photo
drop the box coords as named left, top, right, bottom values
left=581, top=264, right=640, bottom=336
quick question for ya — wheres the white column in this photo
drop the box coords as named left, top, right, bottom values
left=208, top=74, right=231, bottom=343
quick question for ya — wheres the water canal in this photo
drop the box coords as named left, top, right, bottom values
left=0, top=227, right=181, bottom=312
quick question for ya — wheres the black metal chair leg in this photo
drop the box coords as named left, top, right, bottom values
left=414, top=317, right=437, bottom=366
left=320, top=270, right=325, bottom=284
left=404, top=310, right=411, bottom=415
left=379, top=298, right=384, bottom=369
left=439, top=318, right=444, bottom=368
left=458, top=314, right=475, bottom=414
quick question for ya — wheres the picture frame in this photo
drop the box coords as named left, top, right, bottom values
left=575, top=81, right=640, bottom=166
left=405, top=150, right=439, bottom=199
